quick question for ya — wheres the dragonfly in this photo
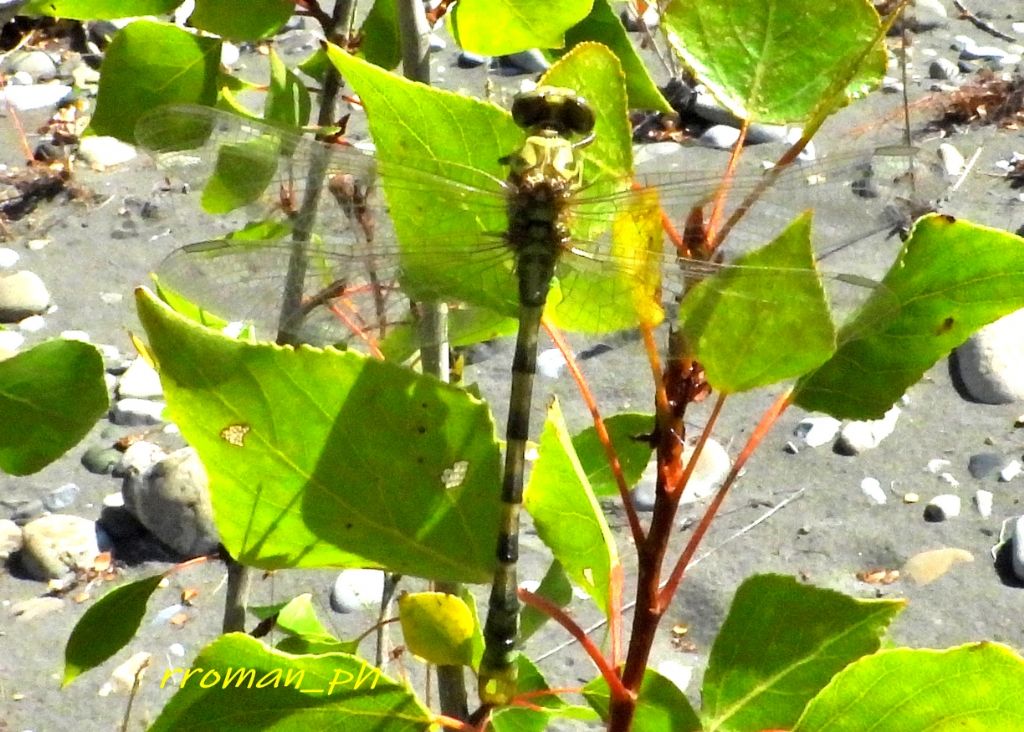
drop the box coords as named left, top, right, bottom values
left=135, top=89, right=957, bottom=704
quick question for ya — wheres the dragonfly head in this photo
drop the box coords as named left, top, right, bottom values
left=511, top=86, right=595, bottom=138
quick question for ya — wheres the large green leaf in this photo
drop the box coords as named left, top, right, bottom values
left=189, top=0, right=294, bottom=41
left=795, top=643, right=1024, bottom=731
left=450, top=0, right=592, bottom=55
left=136, top=288, right=502, bottom=583
left=150, top=634, right=432, bottom=730
left=359, top=0, right=401, bottom=71
left=22, top=0, right=178, bottom=18
left=678, top=212, right=835, bottom=393
left=663, top=0, right=886, bottom=123
left=584, top=666, right=702, bottom=732
left=90, top=21, right=220, bottom=142
left=562, top=0, right=671, bottom=113
left=0, top=339, right=108, bottom=476
left=62, top=574, right=164, bottom=686
left=328, top=42, right=661, bottom=335
left=523, top=398, right=617, bottom=616
left=701, top=574, right=904, bottom=732
left=795, top=215, right=1024, bottom=419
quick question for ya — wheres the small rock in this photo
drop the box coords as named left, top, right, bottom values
left=968, top=452, right=1004, bottom=479
left=10, top=596, right=64, bottom=621
left=924, top=494, right=961, bottom=522
left=220, top=41, right=240, bottom=67
left=1000, top=460, right=1022, bottom=482
left=0, top=247, right=19, bottom=268
left=938, top=472, right=961, bottom=488
left=8, top=69, right=31, bottom=85
left=1011, top=516, right=1024, bottom=582
left=9, top=498, right=44, bottom=523
left=783, top=441, right=799, bottom=455
left=428, top=33, right=446, bottom=52
left=110, top=398, right=166, bottom=426
left=698, top=125, right=741, bottom=150
left=0, top=518, right=23, bottom=560
left=70, top=62, right=100, bottom=88
left=793, top=415, right=841, bottom=448
left=926, top=458, right=951, bottom=474
left=631, top=461, right=657, bottom=512
left=928, top=57, right=959, bottom=80
left=168, top=642, right=185, bottom=657
left=117, top=358, right=163, bottom=400
left=97, top=651, right=151, bottom=697
left=679, top=438, right=731, bottom=503
left=42, top=482, right=80, bottom=511
left=113, top=440, right=168, bottom=477
left=456, top=51, right=490, bottom=68
left=937, top=142, right=965, bottom=178
left=78, top=135, right=137, bottom=169
left=5, top=50, right=57, bottom=79
left=17, top=314, right=45, bottom=332
left=835, top=405, right=901, bottom=455
left=0, top=271, right=51, bottom=322
left=536, top=348, right=566, bottom=379
left=18, top=514, right=105, bottom=580
left=26, top=238, right=48, bottom=251
left=956, top=308, right=1024, bottom=403
left=974, top=489, right=994, bottom=518
left=330, top=569, right=386, bottom=613
left=122, top=447, right=218, bottom=557
left=903, top=492, right=920, bottom=504
left=59, top=329, right=91, bottom=342
left=500, top=49, right=549, bottom=74
left=81, top=444, right=122, bottom=475
left=860, top=477, right=887, bottom=505
left=0, top=328, right=25, bottom=352
left=903, top=547, right=973, bottom=585
left=0, top=83, right=72, bottom=111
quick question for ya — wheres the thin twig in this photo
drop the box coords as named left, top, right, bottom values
left=952, top=0, right=1016, bottom=43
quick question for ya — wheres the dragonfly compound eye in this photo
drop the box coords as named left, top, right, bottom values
left=512, top=86, right=596, bottom=137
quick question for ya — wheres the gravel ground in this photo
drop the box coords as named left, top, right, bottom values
left=2, top=4, right=1024, bottom=730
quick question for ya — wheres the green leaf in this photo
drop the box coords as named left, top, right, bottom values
left=201, top=135, right=281, bottom=214
left=62, top=574, right=164, bottom=686
left=189, top=0, right=294, bottom=41
left=491, top=656, right=600, bottom=731
left=399, top=592, right=478, bottom=667
left=584, top=666, right=702, bottom=732
left=663, top=0, right=886, bottom=123
left=90, top=21, right=220, bottom=142
left=269, top=596, right=360, bottom=655
left=265, top=48, right=311, bottom=129
left=519, top=559, right=573, bottom=642
left=450, top=0, right=592, bottom=55
left=701, top=574, right=904, bottom=732
left=524, top=398, right=617, bottom=616
left=562, top=0, right=671, bottom=113
left=573, top=413, right=653, bottom=498
left=678, top=212, right=835, bottom=393
left=135, top=288, right=502, bottom=583
left=0, top=339, right=108, bottom=476
left=151, top=634, right=432, bottom=731
left=22, top=0, right=178, bottom=19
left=795, top=642, right=1024, bottom=731
left=795, top=215, right=1024, bottom=419
left=359, top=0, right=401, bottom=70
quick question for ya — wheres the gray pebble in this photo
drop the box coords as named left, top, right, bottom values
left=928, top=57, right=959, bottom=80
left=10, top=596, right=64, bottom=621
left=78, top=135, right=137, bottom=169
left=501, top=49, right=549, bottom=74
left=42, top=482, right=80, bottom=511
left=18, top=514, right=106, bottom=580
left=698, top=125, right=741, bottom=150
left=457, top=51, right=490, bottom=68
left=110, top=397, right=166, bottom=426
left=0, top=271, right=51, bottom=322
left=968, top=452, right=1004, bottom=480
left=956, top=309, right=1024, bottom=403
left=924, top=494, right=961, bottom=522
left=81, top=444, right=122, bottom=475
left=1012, top=516, right=1024, bottom=583
left=122, top=447, right=218, bottom=557
left=5, top=50, right=57, bottom=79
left=113, top=440, right=167, bottom=478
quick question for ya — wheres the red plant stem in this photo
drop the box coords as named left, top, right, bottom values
left=542, top=318, right=644, bottom=547
left=705, top=119, right=749, bottom=252
left=518, top=588, right=632, bottom=703
left=658, top=387, right=793, bottom=608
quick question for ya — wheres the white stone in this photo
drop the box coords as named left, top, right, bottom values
left=117, top=358, right=163, bottom=399
left=330, top=569, right=386, bottom=613
left=679, top=438, right=731, bottom=503
left=17, top=314, right=45, bottom=332
left=168, top=643, right=186, bottom=657
left=220, top=41, right=240, bottom=67
left=0, top=247, right=19, bottom=268
left=122, top=447, right=218, bottom=557
left=0, top=83, right=71, bottom=110
left=974, top=489, right=994, bottom=518
left=793, top=416, right=841, bottom=448
left=903, top=492, right=920, bottom=504
left=0, top=518, right=22, bottom=560
left=924, top=494, right=961, bottom=521
left=0, top=270, right=51, bottom=321
left=0, top=329, right=24, bottom=352
left=19, top=514, right=104, bottom=579
left=26, top=238, right=48, bottom=250
left=110, top=398, right=166, bottom=426
left=939, top=472, right=961, bottom=488
left=937, top=143, right=965, bottom=178
left=59, top=329, right=91, bottom=342
left=536, top=348, right=567, bottom=378
left=10, top=595, right=63, bottom=621
left=926, top=458, right=952, bottom=473
left=1011, top=516, right=1024, bottom=582
left=78, top=135, right=137, bottom=169
left=835, top=405, right=901, bottom=454
left=860, top=477, right=887, bottom=505
left=956, top=308, right=1024, bottom=403
left=699, top=125, right=741, bottom=150
left=1000, top=460, right=1022, bottom=482
left=115, top=440, right=168, bottom=478
left=98, top=651, right=151, bottom=697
